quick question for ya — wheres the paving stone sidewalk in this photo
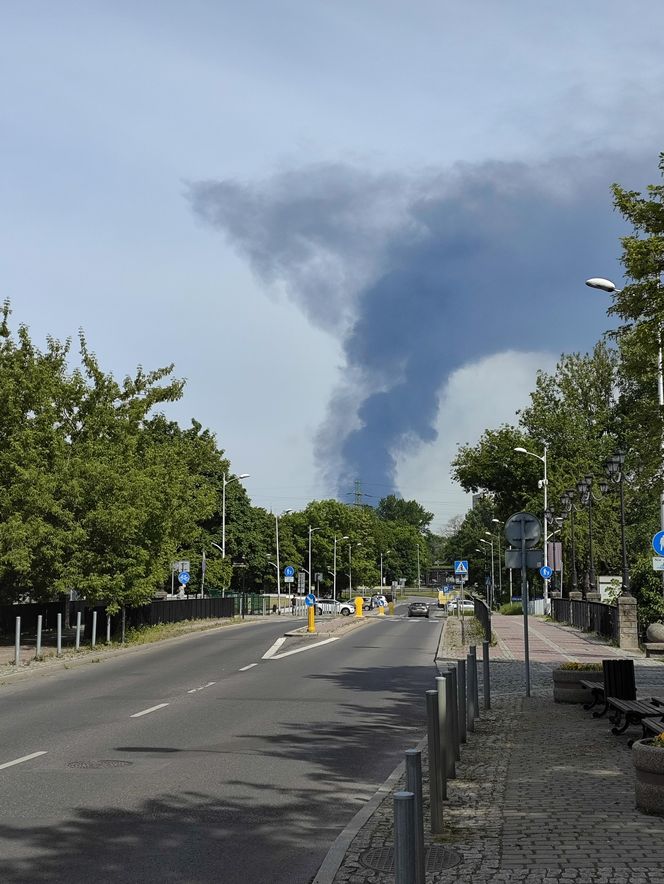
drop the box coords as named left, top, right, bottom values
left=330, top=615, right=664, bottom=884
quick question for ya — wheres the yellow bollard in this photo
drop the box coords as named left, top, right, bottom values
left=307, top=605, right=316, bottom=633
left=388, top=601, right=395, bottom=616
left=378, top=605, right=385, bottom=616
left=354, top=596, right=364, bottom=618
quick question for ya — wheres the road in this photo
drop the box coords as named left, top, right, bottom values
left=0, top=603, right=443, bottom=883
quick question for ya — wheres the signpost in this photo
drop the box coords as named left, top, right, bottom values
left=178, top=571, right=190, bottom=586
left=297, top=572, right=306, bottom=595
left=454, top=561, right=469, bottom=640
left=505, top=512, right=542, bottom=698
left=539, top=565, right=553, bottom=580
left=652, top=532, right=664, bottom=556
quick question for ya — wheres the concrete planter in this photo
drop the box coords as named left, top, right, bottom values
left=633, top=739, right=664, bottom=815
left=552, top=668, right=603, bottom=704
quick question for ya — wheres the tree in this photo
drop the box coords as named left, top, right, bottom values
left=376, top=495, right=434, bottom=531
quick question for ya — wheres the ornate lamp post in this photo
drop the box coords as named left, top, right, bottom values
left=575, top=474, right=609, bottom=597
left=560, top=490, right=579, bottom=596
left=605, top=452, right=631, bottom=596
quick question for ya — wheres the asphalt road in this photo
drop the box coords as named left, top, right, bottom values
left=0, top=603, right=443, bottom=883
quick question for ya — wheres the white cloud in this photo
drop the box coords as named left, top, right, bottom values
left=395, top=350, right=558, bottom=532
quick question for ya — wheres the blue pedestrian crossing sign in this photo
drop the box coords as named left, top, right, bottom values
left=284, top=565, right=295, bottom=577
left=304, top=593, right=316, bottom=607
left=653, top=532, right=664, bottom=555
left=454, top=560, right=468, bottom=576
left=178, top=571, right=190, bottom=585
left=539, top=565, right=553, bottom=580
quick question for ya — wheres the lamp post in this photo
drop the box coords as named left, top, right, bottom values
left=605, top=452, right=631, bottom=596
left=480, top=537, right=494, bottom=608
left=587, top=276, right=664, bottom=543
left=560, top=491, right=579, bottom=596
left=308, top=526, right=322, bottom=595
left=221, top=472, right=250, bottom=558
left=275, top=509, right=291, bottom=608
left=380, top=548, right=391, bottom=590
left=544, top=509, right=567, bottom=596
left=416, top=543, right=421, bottom=591
left=575, top=475, right=608, bottom=597
left=334, top=535, right=349, bottom=601
left=514, top=445, right=549, bottom=603
left=348, top=541, right=361, bottom=597
left=491, top=518, right=503, bottom=605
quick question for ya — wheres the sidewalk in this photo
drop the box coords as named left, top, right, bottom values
left=325, top=614, right=664, bottom=884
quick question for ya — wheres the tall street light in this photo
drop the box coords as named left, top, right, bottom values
left=348, top=541, right=361, bottom=597
left=222, top=472, right=250, bottom=558
left=333, top=535, right=349, bottom=601
left=514, top=445, right=549, bottom=603
left=275, top=509, right=291, bottom=609
left=575, top=474, right=608, bottom=597
left=560, top=490, right=579, bottom=596
left=491, top=518, right=503, bottom=605
left=380, top=548, right=391, bottom=590
left=480, top=537, right=494, bottom=608
left=586, top=276, right=664, bottom=552
left=308, top=526, right=322, bottom=595
left=605, top=452, right=631, bottom=596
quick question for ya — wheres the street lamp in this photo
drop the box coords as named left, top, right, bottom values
left=514, top=445, right=549, bottom=603
left=586, top=276, right=664, bottom=549
left=380, top=549, right=391, bottom=590
left=605, top=452, right=631, bottom=596
left=491, top=518, right=503, bottom=605
left=560, top=490, right=579, bottom=596
left=308, top=526, right=322, bottom=595
left=221, top=472, right=250, bottom=558
left=575, top=475, right=608, bottom=597
left=333, top=535, right=349, bottom=601
left=274, top=509, right=291, bottom=608
left=348, top=541, right=361, bottom=597
left=544, top=508, right=567, bottom=596
left=479, top=537, right=494, bottom=608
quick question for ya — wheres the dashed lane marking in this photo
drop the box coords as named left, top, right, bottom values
left=0, top=751, right=48, bottom=771
left=130, top=703, right=169, bottom=718
left=239, top=663, right=258, bottom=671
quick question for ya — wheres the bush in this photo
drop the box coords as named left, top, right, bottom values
left=499, top=602, right=523, bottom=615
left=653, top=733, right=664, bottom=749
left=557, top=661, right=603, bottom=671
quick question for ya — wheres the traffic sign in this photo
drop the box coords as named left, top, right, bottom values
left=653, top=557, right=664, bottom=572
left=284, top=576, right=294, bottom=583
left=304, top=593, right=316, bottom=607
left=172, top=560, right=190, bottom=573
left=652, top=532, right=664, bottom=555
left=284, top=565, right=295, bottom=577
left=178, top=571, right=191, bottom=585
left=505, top=512, right=541, bottom=549
left=539, top=565, right=553, bottom=580
left=454, top=560, right=468, bottom=575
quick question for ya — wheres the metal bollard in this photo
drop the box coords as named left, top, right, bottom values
left=14, top=617, right=21, bottom=666
left=446, top=665, right=460, bottom=761
left=394, top=791, right=416, bottom=884
left=57, top=612, right=62, bottom=656
left=470, top=645, right=480, bottom=719
left=482, top=639, right=491, bottom=710
left=106, top=614, right=111, bottom=644
left=36, top=614, right=42, bottom=660
left=405, top=750, right=425, bottom=884
left=457, top=658, right=467, bottom=744
left=425, top=690, right=444, bottom=830
left=466, top=653, right=476, bottom=732
left=75, top=611, right=82, bottom=650
left=91, top=611, right=97, bottom=648
left=436, top=675, right=455, bottom=779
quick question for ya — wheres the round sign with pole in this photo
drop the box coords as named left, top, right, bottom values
left=504, top=512, right=542, bottom=549
left=539, top=565, right=553, bottom=580
left=178, top=571, right=191, bottom=585
left=284, top=565, right=295, bottom=577
left=304, top=593, right=316, bottom=607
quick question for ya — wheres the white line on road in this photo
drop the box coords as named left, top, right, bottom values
left=239, top=663, right=258, bottom=671
left=130, top=703, right=169, bottom=718
left=0, top=751, right=48, bottom=771
left=269, top=637, right=340, bottom=659
left=262, top=637, right=287, bottom=659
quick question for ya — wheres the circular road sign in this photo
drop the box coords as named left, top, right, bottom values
left=284, top=565, right=295, bottom=577
left=539, top=565, right=553, bottom=580
left=304, top=593, right=316, bottom=606
left=178, top=571, right=191, bottom=585
left=504, top=512, right=541, bottom=549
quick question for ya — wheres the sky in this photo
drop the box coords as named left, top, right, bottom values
left=2, top=1, right=664, bottom=531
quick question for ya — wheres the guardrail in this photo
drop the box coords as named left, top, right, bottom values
left=550, top=597, right=618, bottom=642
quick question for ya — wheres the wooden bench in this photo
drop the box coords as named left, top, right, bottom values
left=644, top=643, right=664, bottom=658
left=641, top=716, right=664, bottom=738
left=591, top=659, right=635, bottom=719
left=581, top=680, right=604, bottom=711
left=607, top=698, right=663, bottom=735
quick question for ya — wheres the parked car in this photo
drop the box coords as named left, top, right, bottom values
left=447, top=599, right=475, bottom=615
left=408, top=601, right=430, bottom=618
left=362, top=596, right=373, bottom=610
left=316, top=599, right=356, bottom=616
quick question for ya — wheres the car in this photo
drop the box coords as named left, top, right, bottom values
left=447, top=598, right=475, bottom=615
left=361, top=595, right=373, bottom=610
left=408, top=601, right=430, bottom=618
left=372, top=594, right=388, bottom=608
left=315, top=599, right=356, bottom=616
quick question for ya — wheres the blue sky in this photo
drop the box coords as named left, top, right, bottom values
left=2, top=1, right=664, bottom=528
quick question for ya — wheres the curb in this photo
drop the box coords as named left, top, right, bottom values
left=312, top=734, right=428, bottom=884
left=284, top=615, right=379, bottom=639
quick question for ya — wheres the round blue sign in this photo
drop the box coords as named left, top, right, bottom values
left=304, top=593, right=316, bottom=606
left=178, top=571, right=191, bottom=584
left=539, top=565, right=553, bottom=580
left=653, top=532, right=664, bottom=555
left=284, top=565, right=295, bottom=577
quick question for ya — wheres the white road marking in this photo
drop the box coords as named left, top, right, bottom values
left=262, top=637, right=287, bottom=659
left=187, top=681, right=217, bottom=694
left=130, top=703, right=169, bottom=718
left=0, top=751, right=48, bottom=771
left=269, top=637, right=340, bottom=659
left=239, top=663, right=258, bottom=671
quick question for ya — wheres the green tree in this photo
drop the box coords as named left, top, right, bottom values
left=376, top=495, right=434, bottom=531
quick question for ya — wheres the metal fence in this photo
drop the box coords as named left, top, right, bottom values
left=550, top=597, right=618, bottom=642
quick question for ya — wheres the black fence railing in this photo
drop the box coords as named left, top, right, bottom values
left=550, top=597, right=618, bottom=642
left=473, top=597, right=492, bottom=643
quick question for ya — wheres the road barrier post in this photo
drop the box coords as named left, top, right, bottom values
left=394, top=791, right=416, bottom=884
left=446, top=665, right=460, bottom=761
left=307, top=606, right=316, bottom=633
left=466, top=652, right=475, bottom=732
left=425, top=689, right=444, bottom=830
left=91, top=611, right=97, bottom=648
left=436, top=675, right=455, bottom=779
left=57, top=613, right=62, bottom=656
left=457, top=658, right=467, bottom=744
left=75, top=611, right=82, bottom=651
left=106, top=614, right=111, bottom=644
left=482, top=639, right=491, bottom=710
left=36, top=615, right=42, bottom=660
left=469, top=645, right=480, bottom=718
left=405, top=749, right=425, bottom=884
left=14, top=617, right=20, bottom=666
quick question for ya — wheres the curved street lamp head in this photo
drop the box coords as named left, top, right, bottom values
left=514, top=447, right=528, bottom=454
left=585, top=277, right=619, bottom=294
left=238, top=473, right=250, bottom=480
left=491, top=518, right=501, bottom=524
